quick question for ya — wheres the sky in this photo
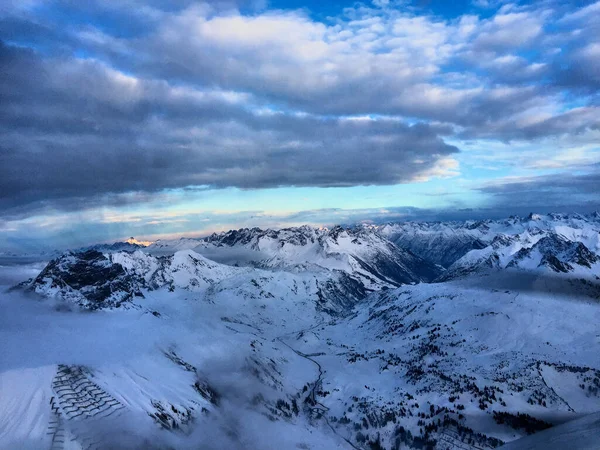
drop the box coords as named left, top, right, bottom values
left=0, top=0, right=599, bottom=251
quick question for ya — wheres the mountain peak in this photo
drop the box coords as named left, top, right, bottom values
left=125, top=237, right=152, bottom=247
left=526, top=212, right=543, bottom=221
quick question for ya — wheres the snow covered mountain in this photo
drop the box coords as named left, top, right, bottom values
left=441, top=231, right=600, bottom=281
left=30, top=249, right=150, bottom=308
left=2, top=212, right=600, bottom=449
left=377, top=222, right=488, bottom=268
left=29, top=248, right=367, bottom=315
left=377, top=212, right=600, bottom=269
left=149, top=225, right=443, bottom=291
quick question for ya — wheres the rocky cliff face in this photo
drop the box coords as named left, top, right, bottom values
left=31, top=250, right=145, bottom=308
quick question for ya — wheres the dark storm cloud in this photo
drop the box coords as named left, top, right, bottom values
left=458, top=105, right=600, bottom=141
left=477, top=165, right=600, bottom=212
left=0, top=41, right=457, bottom=214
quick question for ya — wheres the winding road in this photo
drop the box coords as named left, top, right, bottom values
left=274, top=324, right=361, bottom=450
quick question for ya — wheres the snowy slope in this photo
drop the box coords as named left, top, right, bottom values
left=2, top=262, right=355, bottom=450
left=0, top=290, right=347, bottom=450
left=7, top=265, right=600, bottom=449
left=501, top=411, right=600, bottom=450
left=280, top=272, right=600, bottom=449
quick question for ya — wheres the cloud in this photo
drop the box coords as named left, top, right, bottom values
left=0, top=41, right=458, bottom=214
left=477, top=164, right=600, bottom=212
left=0, top=0, right=599, bottom=235
left=13, top=1, right=593, bottom=130
left=471, top=8, right=545, bottom=51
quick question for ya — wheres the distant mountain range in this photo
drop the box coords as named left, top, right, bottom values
left=27, top=212, right=600, bottom=311
left=377, top=212, right=600, bottom=268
